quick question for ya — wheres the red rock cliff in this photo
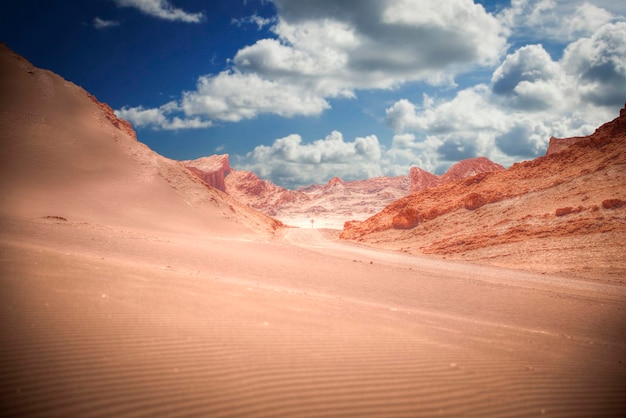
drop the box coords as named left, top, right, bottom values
left=182, top=154, right=232, bottom=192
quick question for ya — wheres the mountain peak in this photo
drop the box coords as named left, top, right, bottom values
left=409, top=157, right=504, bottom=192
left=327, top=176, right=345, bottom=186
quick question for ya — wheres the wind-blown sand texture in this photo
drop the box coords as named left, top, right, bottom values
left=1, top=44, right=625, bottom=416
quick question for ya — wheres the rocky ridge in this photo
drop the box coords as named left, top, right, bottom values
left=183, top=155, right=504, bottom=227
left=341, top=105, right=626, bottom=281
left=410, top=157, right=504, bottom=192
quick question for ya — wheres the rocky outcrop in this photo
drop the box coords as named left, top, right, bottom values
left=602, top=199, right=625, bottom=210
left=409, top=157, right=504, bottom=192
left=391, top=208, right=421, bottom=229
left=182, top=152, right=412, bottom=225
left=182, top=154, right=231, bottom=192
left=546, top=136, right=586, bottom=156
left=440, top=157, right=505, bottom=183
left=546, top=104, right=626, bottom=156
left=224, top=169, right=305, bottom=216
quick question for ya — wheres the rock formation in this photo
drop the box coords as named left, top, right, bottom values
left=546, top=136, right=587, bottom=156
left=182, top=154, right=231, bottom=192
left=184, top=154, right=502, bottom=227
left=410, top=157, right=505, bottom=192
left=439, top=157, right=504, bottom=183
left=409, top=167, right=440, bottom=192
left=225, top=169, right=307, bottom=217
left=182, top=156, right=411, bottom=227
left=341, top=104, right=626, bottom=279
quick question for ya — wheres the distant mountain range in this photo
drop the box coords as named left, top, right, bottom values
left=183, top=154, right=504, bottom=227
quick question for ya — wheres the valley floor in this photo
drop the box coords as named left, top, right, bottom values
left=1, top=217, right=625, bottom=417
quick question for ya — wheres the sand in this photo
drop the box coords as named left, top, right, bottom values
left=1, top=217, right=625, bottom=417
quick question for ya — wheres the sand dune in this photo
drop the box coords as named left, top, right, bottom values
left=1, top=45, right=625, bottom=416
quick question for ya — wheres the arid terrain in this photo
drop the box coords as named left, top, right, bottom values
left=1, top=43, right=625, bottom=417
left=342, top=108, right=626, bottom=283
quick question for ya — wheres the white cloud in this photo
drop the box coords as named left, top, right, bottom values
left=113, top=0, right=204, bottom=23
left=93, top=17, right=120, bottom=29
left=566, top=2, right=615, bottom=37
left=118, top=0, right=507, bottom=129
left=180, top=71, right=331, bottom=122
left=115, top=103, right=213, bottom=130
left=236, top=131, right=386, bottom=188
left=249, top=0, right=506, bottom=90
left=500, top=0, right=616, bottom=41
left=561, top=22, right=626, bottom=107
left=491, top=44, right=572, bottom=111
left=232, top=14, right=276, bottom=29
left=384, top=22, right=624, bottom=169
left=112, top=0, right=625, bottom=188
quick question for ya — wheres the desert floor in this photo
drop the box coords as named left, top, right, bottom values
left=1, top=216, right=624, bottom=417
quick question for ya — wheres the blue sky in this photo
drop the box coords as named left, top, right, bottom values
left=1, top=1, right=625, bottom=188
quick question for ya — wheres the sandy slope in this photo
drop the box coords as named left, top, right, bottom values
left=0, top=44, right=280, bottom=237
left=1, top=44, right=625, bottom=416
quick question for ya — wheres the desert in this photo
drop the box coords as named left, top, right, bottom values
left=1, top=42, right=625, bottom=418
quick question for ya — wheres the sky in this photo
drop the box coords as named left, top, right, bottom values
left=1, top=0, right=625, bottom=189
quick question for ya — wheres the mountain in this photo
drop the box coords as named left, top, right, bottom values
left=0, top=43, right=281, bottom=237
left=410, top=157, right=504, bottom=192
left=341, top=105, right=626, bottom=280
left=183, top=156, right=503, bottom=228
left=182, top=157, right=411, bottom=228
left=439, top=157, right=505, bottom=184
left=409, top=167, right=441, bottom=192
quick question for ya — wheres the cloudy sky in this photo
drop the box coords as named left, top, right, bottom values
left=2, top=1, right=625, bottom=188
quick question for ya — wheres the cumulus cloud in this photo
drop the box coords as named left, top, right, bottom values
left=500, top=0, right=616, bottom=41
left=113, top=0, right=625, bottom=187
left=93, top=17, right=120, bottom=29
left=113, top=0, right=204, bottom=23
left=244, top=0, right=506, bottom=90
left=180, top=71, right=331, bottom=122
left=561, top=22, right=626, bottom=107
left=495, top=120, right=553, bottom=158
left=384, top=21, right=626, bottom=168
left=491, top=44, right=572, bottom=111
left=118, top=0, right=507, bottom=128
left=236, top=128, right=479, bottom=188
left=227, top=6, right=626, bottom=186
left=236, top=131, right=386, bottom=188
